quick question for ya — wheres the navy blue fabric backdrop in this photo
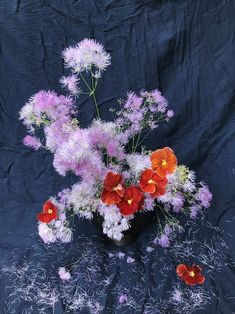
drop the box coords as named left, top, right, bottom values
left=0, top=1, right=235, bottom=313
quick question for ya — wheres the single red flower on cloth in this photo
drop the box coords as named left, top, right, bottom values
left=150, top=147, right=177, bottom=177
left=176, top=264, right=205, bottom=286
left=117, top=186, right=144, bottom=216
left=37, top=200, right=58, bottom=223
left=139, top=168, right=168, bottom=198
left=101, top=172, right=125, bottom=205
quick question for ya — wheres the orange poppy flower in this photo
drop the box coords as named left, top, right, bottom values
left=101, top=172, right=125, bottom=205
left=117, top=186, right=144, bottom=216
left=150, top=147, right=177, bottom=177
left=139, top=168, right=168, bottom=198
left=37, top=200, right=58, bottom=223
left=176, top=264, right=205, bottom=286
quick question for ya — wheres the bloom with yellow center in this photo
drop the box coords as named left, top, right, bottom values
left=150, top=147, right=177, bottom=177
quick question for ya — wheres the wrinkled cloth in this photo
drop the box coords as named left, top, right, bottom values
left=0, top=1, right=235, bottom=313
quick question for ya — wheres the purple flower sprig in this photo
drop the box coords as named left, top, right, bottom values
left=113, top=90, right=174, bottom=152
left=61, top=39, right=111, bottom=118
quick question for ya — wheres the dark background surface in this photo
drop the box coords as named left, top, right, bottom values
left=0, top=1, right=235, bottom=313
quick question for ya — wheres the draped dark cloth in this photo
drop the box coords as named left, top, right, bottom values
left=0, top=1, right=234, bottom=313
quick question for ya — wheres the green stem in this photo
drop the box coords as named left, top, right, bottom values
left=80, top=72, right=101, bottom=119
left=91, top=71, right=100, bottom=119
left=156, top=203, right=180, bottom=224
left=131, top=135, right=136, bottom=152
left=136, top=129, right=152, bottom=147
left=80, top=73, right=92, bottom=92
left=91, top=89, right=100, bottom=119
left=133, top=131, right=142, bottom=152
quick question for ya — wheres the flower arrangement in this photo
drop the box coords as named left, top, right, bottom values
left=19, top=39, right=212, bottom=246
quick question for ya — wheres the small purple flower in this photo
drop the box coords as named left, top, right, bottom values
left=196, top=184, right=212, bottom=208
left=56, top=227, right=72, bottom=243
left=126, top=111, right=143, bottom=123
left=23, top=135, right=42, bottom=150
left=153, top=237, right=158, bottom=245
left=158, top=234, right=170, bottom=248
left=126, top=257, right=135, bottom=263
left=60, top=74, right=80, bottom=95
left=149, top=104, right=158, bottom=112
left=118, top=294, right=128, bottom=304
left=190, top=204, right=200, bottom=219
left=124, top=92, right=142, bottom=110
left=163, top=224, right=172, bottom=236
left=109, top=253, right=114, bottom=258
left=58, top=188, right=70, bottom=206
left=58, top=267, right=71, bottom=281
left=117, top=252, right=125, bottom=259
left=171, top=289, right=182, bottom=302
left=59, top=213, right=66, bottom=222
left=166, top=109, right=174, bottom=118
left=172, top=192, right=184, bottom=212
left=146, top=246, right=154, bottom=252
left=183, top=180, right=195, bottom=192
left=34, top=90, right=59, bottom=114
left=148, top=120, right=158, bottom=130
left=144, top=195, right=155, bottom=211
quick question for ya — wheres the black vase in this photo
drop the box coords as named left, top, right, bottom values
left=93, top=210, right=155, bottom=246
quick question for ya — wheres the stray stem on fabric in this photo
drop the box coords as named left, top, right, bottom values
left=156, top=203, right=180, bottom=225
left=156, top=209, right=163, bottom=233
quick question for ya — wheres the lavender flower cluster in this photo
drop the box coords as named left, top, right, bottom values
left=19, top=39, right=212, bottom=246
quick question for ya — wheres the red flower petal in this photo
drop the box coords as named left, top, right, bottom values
left=142, top=183, right=156, bottom=194
left=140, top=169, right=154, bottom=185
left=37, top=213, right=53, bottom=223
left=150, top=149, right=167, bottom=163
left=43, top=200, right=57, bottom=213
left=131, top=186, right=144, bottom=203
left=192, top=265, right=202, bottom=274
left=101, top=172, right=125, bottom=205
left=184, top=273, right=198, bottom=286
left=176, top=264, right=188, bottom=279
left=103, top=172, right=123, bottom=191
left=101, top=188, right=122, bottom=205
left=118, top=200, right=139, bottom=215
left=152, top=173, right=168, bottom=187
left=196, top=274, right=206, bottom=284
left=139, top=169, right=157, bottom=193
left=151, top=185, right=166, bottom=198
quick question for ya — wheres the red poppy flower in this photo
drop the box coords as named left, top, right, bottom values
left=139, top=168, right=168, bottom=198
left=101, top=172, right=125, bottom=205
left=150, top=147, right=177, bottom=177
left=37, top=200, right=58, bottom=223
left=117, top=186, right=144, bottom=216
left=176, top=264, right=205, bottom=286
